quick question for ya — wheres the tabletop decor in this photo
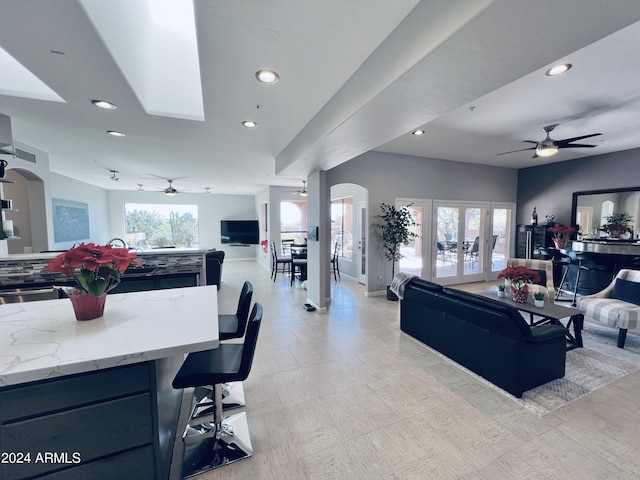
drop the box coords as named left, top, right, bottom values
left=600, top=212, right=634, bottom=238
left=497, top=265, right=541, bottom=303
left=547, top=223, right=575, bottom=249
left=45, top=243, right=140, bottom=320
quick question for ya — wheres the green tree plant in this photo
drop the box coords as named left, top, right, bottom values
left=373, top=203, right=418, bottom=283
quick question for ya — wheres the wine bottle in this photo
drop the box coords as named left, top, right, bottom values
left=531, top=206, right=538, bottom=225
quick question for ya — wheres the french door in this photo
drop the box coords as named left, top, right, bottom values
left=397, top=199, right=432, bottom=279
left=433, top=201, right=488, bottom=285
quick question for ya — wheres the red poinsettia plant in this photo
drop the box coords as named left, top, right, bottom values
left=547, top=223, right=575, bottom=238
left=497, top=266, right=541, bottom=289
left=45, top=243, right=140, bottom=297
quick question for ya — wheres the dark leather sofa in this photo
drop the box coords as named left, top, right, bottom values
left=400, top=278, right=567, bottom=397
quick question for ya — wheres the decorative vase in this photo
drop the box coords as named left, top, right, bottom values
left=510, top=284, right=529, bottom=304
left=68, top=293, right=107, bottom=321
left=552, top=237, right=569, bottom=249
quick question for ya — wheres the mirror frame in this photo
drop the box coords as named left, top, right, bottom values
left=571, top=186, right=640, bottom=233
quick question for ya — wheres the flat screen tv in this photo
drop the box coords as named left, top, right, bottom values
left=221, top=220, right=259, bottom=245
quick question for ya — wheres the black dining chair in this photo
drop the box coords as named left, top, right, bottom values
left=172, top=303, right=263, bottom=476
left=331, top=241, right=341, bottom=280
left=270, top=241, right=292, bottom=281
left=291, top=248, right=308, bottom=286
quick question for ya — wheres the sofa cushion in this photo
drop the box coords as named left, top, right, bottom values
left=611, top=278, right=640, bottom=306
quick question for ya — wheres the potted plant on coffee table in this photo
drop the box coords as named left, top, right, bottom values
left=373, top=203, right=417, bottom=300
left=533, top=291, right=545, bottom=307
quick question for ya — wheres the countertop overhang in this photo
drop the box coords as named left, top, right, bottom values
left=571, top=240, right=640, bottom=255
left=0, top=285, right=219, bottom=386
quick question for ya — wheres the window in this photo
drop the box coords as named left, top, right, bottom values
left=331, top=197, right=353, bottom=259
left=125, top=203, right=199, bottom=248
left=280, top=201, right=307, bottom=244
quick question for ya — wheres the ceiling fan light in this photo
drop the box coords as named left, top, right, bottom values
left=300, top=190, right=308, bottom=197
left=165, top=190, right=177, bottom=197
left=536, top=144, right=559, bottom=157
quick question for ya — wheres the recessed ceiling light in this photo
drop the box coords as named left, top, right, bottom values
left=255, top=70, right=279, bottom=84
left=242, top=121, right=258, bottom=128
left=412, top=129, right=425, bottom=136
left=107, top=130, right=125, bottom=137
left=545, top=63, right=572, bottom=76
left=92, top=99, right=117, bottom=109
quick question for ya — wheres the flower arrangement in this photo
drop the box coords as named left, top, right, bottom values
left=260, top=239, right=269, bottom=253
left=45, top=243, right=140, bottom=297
left=547, top=223, right=575, bottom=238
left=497, top=266, right=541, bottom=289
left=498, top=266, right=541, bottom=303
left=600, top=212, right=634, bottom=237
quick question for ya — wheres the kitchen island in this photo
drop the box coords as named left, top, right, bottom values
left=0, top=285, right=218, bottom=480
left=0, top=249, right=206, bottom=294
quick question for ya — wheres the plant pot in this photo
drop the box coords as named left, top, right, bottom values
left=68, top=293, right=107, bottom=321
left=510, top=284, right=529, bottom=304
left=497, top=289, right=505, bottom=298
left=534, top=299, right=544, bottom=307
left=386, top=286, right=398, bottom=301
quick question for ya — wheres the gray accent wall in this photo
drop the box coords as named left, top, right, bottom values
left=517, top=147, right=640, bottom=227
left=328, top=150, right=519, bottom=293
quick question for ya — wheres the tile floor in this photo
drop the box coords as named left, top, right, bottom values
left=172, top=260, right=640, bottom=479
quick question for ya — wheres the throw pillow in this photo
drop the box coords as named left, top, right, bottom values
left=611, top=278, right=640, bottom=306
left=532, top=269, right=547, bottom=287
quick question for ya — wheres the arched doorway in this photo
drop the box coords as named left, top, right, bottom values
left=3, top=168, right=48, bottom=254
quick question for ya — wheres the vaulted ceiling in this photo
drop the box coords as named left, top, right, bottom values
left=1, top=0, right=639, bottom=195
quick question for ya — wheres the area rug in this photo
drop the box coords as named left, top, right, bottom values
left=412, top=322, right=640, bottom=416
left=516, top=323, right=640, bottom=415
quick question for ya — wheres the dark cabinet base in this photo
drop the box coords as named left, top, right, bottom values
left=0, top=357, right=183, bottom=480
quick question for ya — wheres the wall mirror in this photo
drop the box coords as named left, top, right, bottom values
left=572, top=187, right=640, bottom=239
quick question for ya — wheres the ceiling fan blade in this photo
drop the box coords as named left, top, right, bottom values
left=496, top=146, right=536, bottom=156
left=556, top=133, right=602, bottom=145
left=557, top=143, right=598, bottom=149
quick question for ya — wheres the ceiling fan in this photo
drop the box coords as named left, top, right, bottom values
left=292, top=180, right=308, bottom=197
left=143, top=174, right=190, bottom=196
left=497, top=124, right=602, bottom=158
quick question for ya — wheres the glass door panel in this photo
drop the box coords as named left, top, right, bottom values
left=463, top=207, right=484, bottom=276
left=490, top=207, right=511, bottom=274
left=398, top=204, right=424, bottom=277
left=434, top=206, right=459, bottom=281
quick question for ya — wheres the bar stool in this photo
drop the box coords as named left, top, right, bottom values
left=571, top=252, right=617, bottom=306
left=172, top=303, right=263, bottom=477
left=538, top=247, right=573, bottom=301
left=192, top=281, right=253, bottom=418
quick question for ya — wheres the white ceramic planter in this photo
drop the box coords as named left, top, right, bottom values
left=534, top=299, right=544, bottom=307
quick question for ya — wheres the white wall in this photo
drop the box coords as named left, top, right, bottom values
left=107, top=189, right=258, bottom=258
left=327, top=151, right=519, bottom=293
left=49, top=173, right=110, bottom=250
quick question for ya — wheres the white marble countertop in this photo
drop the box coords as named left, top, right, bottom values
left=0, top=286, right=219, bottom=386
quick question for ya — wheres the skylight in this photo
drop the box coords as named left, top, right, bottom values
left=80, top=0, right=204, bottom=121
left=0, top=46, right=65, bottom=103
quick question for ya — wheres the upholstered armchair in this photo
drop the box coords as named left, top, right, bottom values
left=579, top=269, right=640, bottom=348
left=506, top=258, right=555, bottom=300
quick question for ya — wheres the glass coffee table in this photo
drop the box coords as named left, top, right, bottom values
left=479, top=290, right=584, bottom=350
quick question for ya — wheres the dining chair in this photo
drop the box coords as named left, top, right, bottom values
left=172, top=303, right=263, bottom=476
left=270, top=241, right=292, bottom=281
left=331, top=241, right=341, bottom=280
left=291, top=248, right=308, bottom=286
left=281, top=238, right=295, bottom=256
